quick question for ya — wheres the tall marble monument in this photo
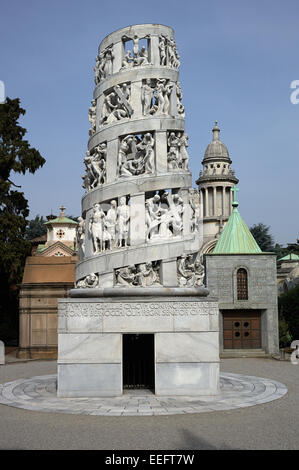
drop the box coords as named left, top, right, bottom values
left=57, top=24, right=219, bottom=397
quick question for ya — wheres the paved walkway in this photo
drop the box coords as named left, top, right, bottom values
left=0, top=358, right=297, bottom=449
left=0, top=372, right=287, bottom=416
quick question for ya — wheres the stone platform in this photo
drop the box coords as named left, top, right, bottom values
left=57, top=292, right=219, bottom=397
left=0, top=372, right=287, bottom=416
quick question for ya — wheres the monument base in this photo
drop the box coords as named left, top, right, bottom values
left=57, top=289, right=219, bottom=397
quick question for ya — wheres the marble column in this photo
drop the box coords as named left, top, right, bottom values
left=150, top=35, right=160, bottom=67
left=112, top=41, right=123, bottom=74
left=160, top=258, right=178, bottom=287
left=213, top=187, right=217, bottom=216
left=206, top=188, right=209, bottom=217
left=155, top=131, right=168, bottom=173
left=130, top=192, right=146, bottom=246
left=222, top=186, right=225, bottom=216
left=130, top=81, right=142, bottom=119
left=106, top=139, right=118, bottom=183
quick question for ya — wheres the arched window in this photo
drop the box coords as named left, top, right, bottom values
left=237, top=268, right=248, bottom=300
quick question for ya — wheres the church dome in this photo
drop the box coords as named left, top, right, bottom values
left=203, top=122, right=231, bottom=162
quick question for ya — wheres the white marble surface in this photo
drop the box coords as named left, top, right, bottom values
left=155, top=362, right=219, bottom=396
left=57, top=363, right=122, bottom=397
left=58, top=333, right=121, bottom=363
left=155, top=332, right=219, bottom=362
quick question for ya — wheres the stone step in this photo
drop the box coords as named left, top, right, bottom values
left=220, top=349, right=269, bottom=358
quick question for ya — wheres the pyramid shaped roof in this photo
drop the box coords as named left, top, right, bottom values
left=213, top=187, right=262, bottom=254
left=278, top=253, right=299, bottom=261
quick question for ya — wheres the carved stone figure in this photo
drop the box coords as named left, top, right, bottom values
left=115, top=262, right=160, bottom=287
left=94, top=44, right=114, bottom=83
left=168, top=37, right=180, bottom=68
left=177, top=255, right=205, bottom=287
left=118, top=133, right=155, bottom=177
left=158, top=35, right=167, bottom=65
left=105, top=200, right=117, bottom=247
left=148, top=79, right=173, bottom=115
left=167, top=131, right=189, bottom=170
left=82, top=151, right=93, bottom=190
left=194, top=260, right=205, bottom=286
left=76, top=216, right=85, bottom=257
left=101, top=84, right=132, bottom=125
left=176, top=82, right=185, bottom=117
left=136, top=262, right=161, bottom=287
left=136, top=133, right=155, bottom=174
left=122, top=34, right=150, bottom=67
left=121, top=50, right=133, bottom=69
left=116, top=196, right=130, bottom=247
left=88, top=99, right=96, bottom=136
left=89, top=198, right=130, bottom=254
left=83, top=143, right=107, bottom=191
left=167, top=132, right=180, bottom=169
left=134, top=46, right=149, bottom=66
left=155, top=79, right=168, bottom=114
left=76, top=273, right=99, bottom=288
left=89, top=203, right=106, bottom=253
left=170, top=194, right=184, bottom=236
left=142, top=79, right=155, bottom=115
left=189, top=188, right=201, bottom=232
left=104, top=46, right=114, bottom=76
left=177, top=255, right=195, bottom=287
left=133, top=34, right=139, bottom=58
left=179, top=132, right=189, bottom=170
left=146, top=192, right=183, bottom=240
left=116, top=265, right=137, bottom=286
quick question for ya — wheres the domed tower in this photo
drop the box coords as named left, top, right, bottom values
left=196, top=122, right=238, bottom=253
left=57, top=25, right=219, bottom=398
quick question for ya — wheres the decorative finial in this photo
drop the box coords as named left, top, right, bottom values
left=230, top=185, right=239, bottom=208
left=212, top=121, right=220, bottom=141
left=59, top=205, right=66, bottom=217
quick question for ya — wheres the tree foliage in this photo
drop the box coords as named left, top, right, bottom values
left=0, top=98, right=45, bottom=341
left=278, top=285, right=299, bottom=344
left=25, top=215, right=47, bottom=240
left=249, top=223, right=275, bottom=252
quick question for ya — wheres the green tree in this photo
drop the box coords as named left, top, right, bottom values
left=249, top=223, right=275, bottom=252
left=25, top=215, right=47, bottom=240
left=0, top=98, right=45, bottom=342
left=279, top=285, right=299, bottom=343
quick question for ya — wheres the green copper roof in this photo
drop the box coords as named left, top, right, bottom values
left=36, top=244, right=46, bottom=253
left=278, top=253, right=299, bottom=261
left=44, top=216, right=77, bottom=225
left=213, top=186, right=262, bottom=254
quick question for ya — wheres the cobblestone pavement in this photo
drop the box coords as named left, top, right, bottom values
left=0, top=371, right=287, bottom=416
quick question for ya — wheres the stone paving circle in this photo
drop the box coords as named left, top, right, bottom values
left=0, top=372, right=287, bottom=416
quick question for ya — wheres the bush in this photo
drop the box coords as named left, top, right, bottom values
left=279, top=285, right=299, bottom=344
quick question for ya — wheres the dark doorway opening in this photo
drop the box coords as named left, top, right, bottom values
left=123, top=334, right=155, bottom=390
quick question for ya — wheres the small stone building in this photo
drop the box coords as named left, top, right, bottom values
left=277, top=253, right=299, bottom=294
left=205, top=193, right=279, bottom=357
left=18, top=208, right=78, bottom=359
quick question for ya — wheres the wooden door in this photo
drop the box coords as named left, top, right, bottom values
left=223, top=311, right=261, bottom=349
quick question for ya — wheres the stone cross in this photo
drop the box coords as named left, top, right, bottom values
left=113, top=86, right=133, bottom=117
left=230, top=185, right=239, bottom=203
left=59, top=205, right=66, bottom=216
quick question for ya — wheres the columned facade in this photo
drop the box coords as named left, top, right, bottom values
left=196, top=122, right=239, bottom=253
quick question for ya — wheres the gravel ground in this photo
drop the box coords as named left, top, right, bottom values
left=0, top=358, right=297, bottom=450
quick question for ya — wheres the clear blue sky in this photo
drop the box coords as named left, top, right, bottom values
left=1, top=0, right=298, bottom=245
